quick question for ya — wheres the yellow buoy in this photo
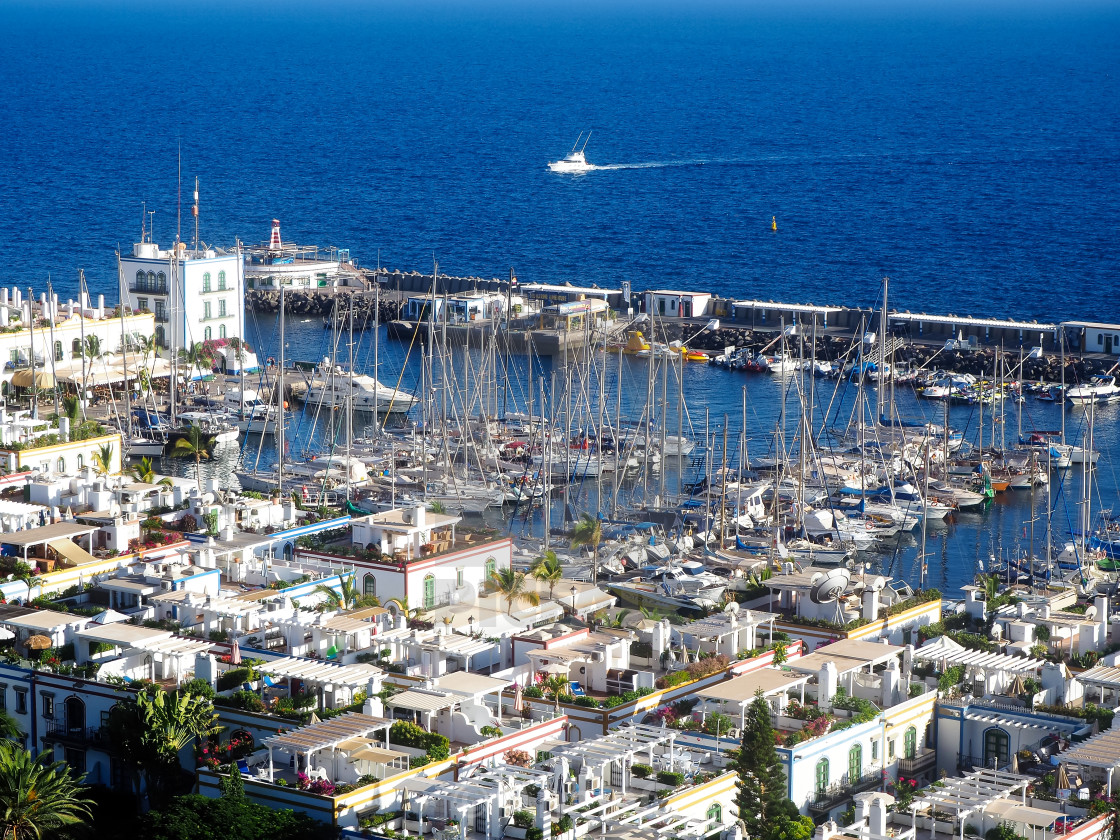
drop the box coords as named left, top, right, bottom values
left=771, top=216, right=778, bottom=231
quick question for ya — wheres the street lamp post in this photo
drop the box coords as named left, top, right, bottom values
left=570, top=585, right=578, bottom=618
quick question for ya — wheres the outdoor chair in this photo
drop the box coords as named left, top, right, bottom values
left=570, top=681, right=586, bottom=696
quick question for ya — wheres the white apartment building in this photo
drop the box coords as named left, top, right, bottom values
left=120, top=238, right=245, bottom=354
left=0, top=288, right=155, bottom=392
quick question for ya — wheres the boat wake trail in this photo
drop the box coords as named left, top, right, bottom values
left=588, top=158, right=710, bottom=171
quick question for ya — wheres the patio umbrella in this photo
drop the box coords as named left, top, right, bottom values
left=1010, top=750, right=1019, bottom=774
left=1056, top=763, right=1070, bottom=792
left=230, top=639, right=242, bottom=665
left=26, top=635, right=52, bottom=651
left=1008, top=673, right=1026, bottom=696
left=513, top=683, right=524, bottom=713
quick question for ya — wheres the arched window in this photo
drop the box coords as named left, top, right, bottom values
left=815, top=757, right=829, bottom=796
left=423, top=574, right=435, bottom=609
left=485, top=557, right=496, bottom=582
left=155, top=326, right=165, bottom=347
left=984, top=728, right=1009, bottom=769
left=706, top=804, right=721, bottom=824
left=905, top=726, right=917, bottom=760
left=156, top=271, right=166, bottom=292
left=202, top=272, right=211, bottom=293
left=54, top=341, right=62, bottom=361
left=147, top=271, right=156, bottom=287
left=135, top=270, right=145, bottom=288
left=218, top=270, right=227, bottom=290
left=219, top=325, right=226, bottom=339
left=72, top=338, right=82, bottom=355
left=76, top=455, right=84, bottom=470
left=204, top=327, right=212, bottom=341
left=283, top=543, right=293, bottom=562
left=363, top=574, right=376, bottom=598
left=56, top=458, right=65, bottom=473
left=849, top=743, right=862, bottom=783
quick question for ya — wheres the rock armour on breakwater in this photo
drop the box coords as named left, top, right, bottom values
left=652, top=322, right=1114, bottom=382
left=246, top=289, right=402, bottom=324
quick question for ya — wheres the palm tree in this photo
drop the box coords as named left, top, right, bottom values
left=81, top=334, right=101, bottom=362
left=540, top=673, right=570, bottom=716
left=0, top=711, right=21, bottom=740
left=428, top=501, right=447, bottom=515
left=313, top=577, right=380, bottom=612
left=171, top=424, right=214, bottom=496
left=129, top=456, right=173, bottom=487
left=108, top=688, right=219, bottom=809
left=489, top=567, right=541, bottom=616
left=0, top=740, right=92, bottom=839
left=61, top=394, right=80, bottom=426
left=91, top=442, right=115, bottom=475
left=570, top=513, right=603, bottom=584
left=530, top=550, right=563, bottom=600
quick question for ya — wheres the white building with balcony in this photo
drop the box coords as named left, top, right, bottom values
left=120, top=237, right=245, bottom=355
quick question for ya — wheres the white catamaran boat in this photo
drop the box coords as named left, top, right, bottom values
left=548, top=131, right=594, bottom=173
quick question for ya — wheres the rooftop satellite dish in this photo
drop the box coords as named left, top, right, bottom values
left=1085, top=605, right=1098, bottom=620
left=810, top=568, right=850, bottom=604
left=870, top=576, right=887, bottom=592
left=724, top=601, right=740, bottom=614
left=990, top=624, right=1003, bottom=639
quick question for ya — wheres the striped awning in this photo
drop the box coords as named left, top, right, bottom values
left=964, top=713, right=1047, bottom=731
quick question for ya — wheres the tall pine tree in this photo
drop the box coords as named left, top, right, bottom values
left=735, top=689, right=800, bottom=839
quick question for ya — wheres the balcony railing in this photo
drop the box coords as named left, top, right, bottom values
left=43, top=722, right=109, bottom=746
left=898, top=749, right=937, bottom=776
left=809, top=771, right=884, bottom=813
left=130, top=284, right=168, bottom=295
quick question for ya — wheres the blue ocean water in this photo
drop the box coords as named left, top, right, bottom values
left=1, top=0, right=1118, bottom=592
left=1, top=1, right=1117, bottom=319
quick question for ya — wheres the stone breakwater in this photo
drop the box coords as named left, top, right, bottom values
left=246, top=289, right=402, bottom=324
left=247, top=288, right=1115, bottom=380
left=651, top=322, right=1114, bottom=382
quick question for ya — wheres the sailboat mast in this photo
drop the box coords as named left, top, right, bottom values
left=78, top=272, right=88, bottom=421
left=347, top=294, right=354, bottom=501
left=27, top=286, right=36, bottom=419
left=278, top=283, right=285, bottom=497
left=116, top=255, right=134, bottom=441
left=373, top=273, right=380, bottom=438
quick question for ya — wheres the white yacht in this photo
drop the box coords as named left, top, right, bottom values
left=224, top=387, right=280, bottom=434
left=1067, top=374, right=1120, bottom=406
left=548, top=132, right=594, bottom=173
left=295, top=360, right=418, bottom=414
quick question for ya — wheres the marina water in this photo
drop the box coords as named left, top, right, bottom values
left=1, top=1, right=1118, bottom=594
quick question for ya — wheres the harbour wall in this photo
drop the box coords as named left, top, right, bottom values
left=245, top=271, right=1119, bottom=379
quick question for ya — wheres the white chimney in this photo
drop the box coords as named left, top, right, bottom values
left=862, top=586, right=880, bottom=622
left=1096, top=595, right=1110, bottom=627
left=414, top=504, right=426, bottom=530
left=819, top=661, right=838, bottom=710
left=868, top=797, right=888, bottom=836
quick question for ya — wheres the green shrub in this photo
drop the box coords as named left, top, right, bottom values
left=631, top=763, right=653, bottom=778
left=527, top=829, right=544, bottom=840
left=179, top=678, right=216, bottom=701
left=217, top=666, right=251, bottom=691
left=513, top=810, right=535, bottom=828
left=229, top=690, right=265, bottom=712
left=656, top=770, right=685, bottom=787
left=573, top=696, right=599, bottom=708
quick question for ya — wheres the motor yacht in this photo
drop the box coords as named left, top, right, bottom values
left=548, top=132, right=595, bottom=173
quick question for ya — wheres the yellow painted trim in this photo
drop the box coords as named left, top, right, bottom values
left=664, top=771, right=737, bottom=806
